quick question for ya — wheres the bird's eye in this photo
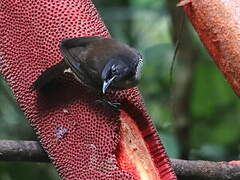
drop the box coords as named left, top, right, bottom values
left=111, top=65, right=117, bottom=73
left=105, top=65, right=117, bottom=80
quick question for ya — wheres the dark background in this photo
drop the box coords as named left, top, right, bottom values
left=0, top=0, right=239, bottom=179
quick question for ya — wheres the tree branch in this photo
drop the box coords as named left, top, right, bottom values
left=0, top=140, right=49, bottom=162
left=171, top=159, right=240, bottom=180
left=0, top=140, right=239, bottom=179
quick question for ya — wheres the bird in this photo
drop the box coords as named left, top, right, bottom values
left=33, top=36, right=143, bottom=96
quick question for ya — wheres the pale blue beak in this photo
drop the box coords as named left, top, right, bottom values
left=102, top=75, right=117, bottom=94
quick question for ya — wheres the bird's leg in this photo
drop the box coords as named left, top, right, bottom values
left=95, top=99, right=121, bottom=111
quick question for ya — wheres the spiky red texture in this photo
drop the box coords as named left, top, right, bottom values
left=182, top=0, right=240, bottom=96
left=0, top=0, right=176, bottom=179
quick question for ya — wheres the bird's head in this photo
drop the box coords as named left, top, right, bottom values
left=101, top=54, right=143, bottom=94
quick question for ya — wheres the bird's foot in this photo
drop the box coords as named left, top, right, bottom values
left=95, top=99, right=121, bottom=111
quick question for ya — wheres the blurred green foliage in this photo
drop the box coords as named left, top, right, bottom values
left=0, top=0, right=239, bottom=179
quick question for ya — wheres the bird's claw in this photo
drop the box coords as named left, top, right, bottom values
left=95, top=99, right=121, bottom=111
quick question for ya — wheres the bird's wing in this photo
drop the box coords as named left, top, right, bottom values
left=33, top=60, right=68, bottom=90
left=59, top=36, right=103, bottom=80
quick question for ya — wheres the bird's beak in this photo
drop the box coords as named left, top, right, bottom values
left=102, top=75, right=117, bottom=94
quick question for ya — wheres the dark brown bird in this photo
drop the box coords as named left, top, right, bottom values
left=34, top=36, right=143, bottom=94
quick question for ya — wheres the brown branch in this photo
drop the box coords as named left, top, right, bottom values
left=0, top=140, right=49, bottom=162
left=171, top=159, right=240, bottom=180
left=0, top=140, right=240, bottom=180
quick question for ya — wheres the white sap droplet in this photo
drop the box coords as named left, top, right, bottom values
left=63, top=108, right=69, bottom=113
left=64, top=68, right=72, bottom=74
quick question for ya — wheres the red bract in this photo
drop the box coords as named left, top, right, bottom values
left=0, top=0, right=176, bottom=179
left=182, top=0, right=240, bottom=96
